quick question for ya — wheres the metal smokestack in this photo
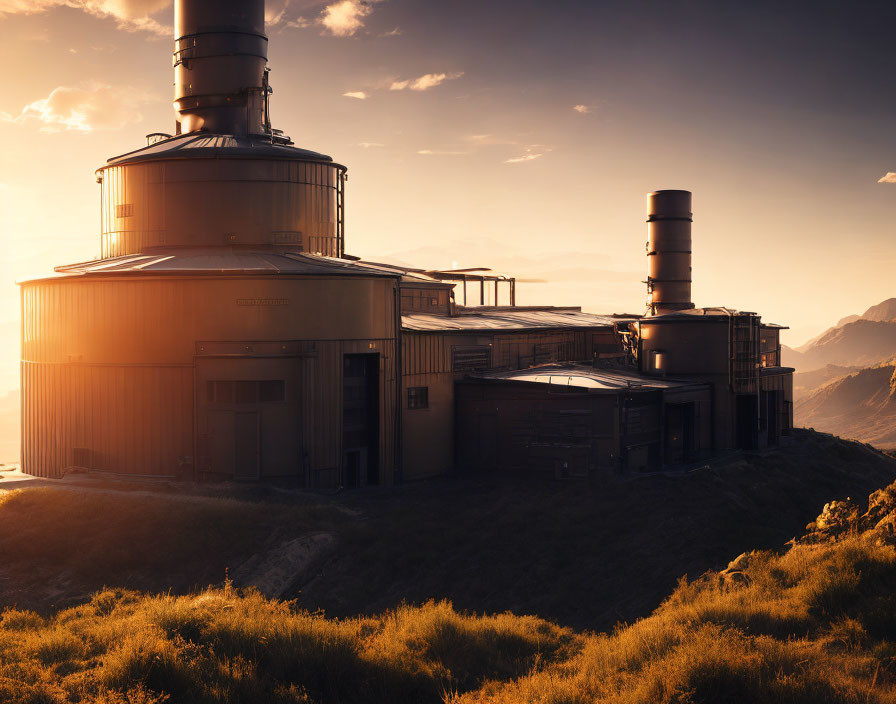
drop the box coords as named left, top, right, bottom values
left=173, top=0, right=271, bottom=136
left=646, top=189, right=694, bottom=315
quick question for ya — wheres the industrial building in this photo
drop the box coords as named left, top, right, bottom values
left=19, top=0, right=794, bottom=487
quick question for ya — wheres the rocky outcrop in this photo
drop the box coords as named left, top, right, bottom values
left=798, top=481, right=896, bottom=546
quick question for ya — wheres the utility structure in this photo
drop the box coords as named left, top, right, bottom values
left=20, top=0, right=794, bottom=485
left=646, top=190, right=694, bottom=315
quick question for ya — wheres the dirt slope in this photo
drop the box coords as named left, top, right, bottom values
left=0, top=430, right=894, bottom=633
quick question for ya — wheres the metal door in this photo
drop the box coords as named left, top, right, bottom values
left=196, top=356, right=300, bottom=481
left=234, top=412, right=260, bottom=479
left=208, top=410, right=235, bottom=476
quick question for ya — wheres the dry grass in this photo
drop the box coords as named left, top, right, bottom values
left=0, top=591, right=576, bottom=703
left=1, top=436, right=896, bottom=703
left=456, top=535, right=896, bottom=704
left=0, top=534, right=895, bottom=702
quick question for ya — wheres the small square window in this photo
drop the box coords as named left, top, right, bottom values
left=407, top=386, right=429, bottom=410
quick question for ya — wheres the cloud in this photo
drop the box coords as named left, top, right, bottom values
left=572, top=104, right=592, bottom=114
left=1, top=81, right=153, bottom=132
left=0, top=0, right=172, bottom=35
left=504, top=145, right=550, bottom=164
left=390, top=72, right=464, bottom=92
left=504, top=153, right=543, bottom=164
left=265, top=0, right=290, bottom=25
left=319, top=0, right=382, bottom=37
left=343, top=91, right=368, bottom=99
left=878, top=172, right=896, bottom=184
left=417, top=149, right=467, bottom=156
left=285, top=16, right=311, bottom=28
left=379, top=26, right=401, bottom=37
left=358, top=142, right=384, bottom=148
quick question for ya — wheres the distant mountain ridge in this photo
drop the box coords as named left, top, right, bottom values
left=786, top=319, right=896, bottom=371
left=793, top=364, right=861, bottom=396
left=795, top=358, right=896, bottom=448
left=795, top=297, right=896, bottom=357
left=861, top=297, right=896, bottom=322
left=790, top=297, right=896, bottom=448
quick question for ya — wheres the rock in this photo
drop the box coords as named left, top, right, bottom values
left=726, top=552, right=751, bottom=572
left=230, top=532, right=335, bottom=599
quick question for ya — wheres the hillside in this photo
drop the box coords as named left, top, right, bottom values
left=794, top=364, right=861, bottom=396
left=0, top=430, right=894, bottom=632
left=3, top=449, right=896, bottom=702
left=796, top=360, right=896, bottom=448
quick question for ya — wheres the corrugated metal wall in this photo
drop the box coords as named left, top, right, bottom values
left=21, top=362, right=193, bottom=477
left=401, top=329, right=595, bottom=377
left=100, top=159, right=341, bottom=258
left=400, top=327, right=614, bottom=479
left=21, top=275, right=398, bottom=484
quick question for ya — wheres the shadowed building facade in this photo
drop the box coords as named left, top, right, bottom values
left=20, top=0, right=793, bottom=486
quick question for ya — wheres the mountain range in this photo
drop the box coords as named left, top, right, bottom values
left=792, top=298, right=896, bottom=448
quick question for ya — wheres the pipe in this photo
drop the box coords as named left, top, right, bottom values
left=646, top=189, right=694, bottom=315
left=173, top=0, right=269, bottom=135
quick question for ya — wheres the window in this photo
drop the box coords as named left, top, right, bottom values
left=116, top=203, right=134, bottom=218
left=452, top=346, right=491, bottom=372
left=407, top=386, right=429, bottom=409
left=207, top=380, right=285, bottom=404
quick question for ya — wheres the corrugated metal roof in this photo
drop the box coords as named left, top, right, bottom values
left=402, top=308, right=636, bottom=332
left=643, top=308, right=788, bottom=329
left=48, top=250, right=399, bottom=278
left=469, top=364, right=706, bottom=391
left=103, top=134, right=333, bottom=167
left=343, top=258, right=458, bottom=286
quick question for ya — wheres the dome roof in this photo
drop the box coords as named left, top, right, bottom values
left=103, top=133, right=335, bottom=168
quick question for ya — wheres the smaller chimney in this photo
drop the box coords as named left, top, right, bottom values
left=646, top=189, right=694, bottom=315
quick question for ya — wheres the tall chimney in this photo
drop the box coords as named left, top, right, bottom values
left=646, top=189, right=694, bottom=315
left=173, top=0, right=270, bottom=136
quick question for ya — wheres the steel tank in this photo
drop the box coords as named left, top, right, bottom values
left=97, top=150, right=345, bottom=257
left=646, top=190, right=694, bottom=315
left=20, top=269, right=400, bottom=483
left=174, top=0, right=268, bottom=135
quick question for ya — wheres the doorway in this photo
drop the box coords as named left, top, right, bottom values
left=664, top=402, right=695, bottom=465
left=343, top=353, right=379, bottom=487
left=736, top=394, right=759, bottom=451
left=196, top=357, right=300, bottom=481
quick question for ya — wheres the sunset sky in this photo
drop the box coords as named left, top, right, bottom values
left=1, top=0, right=895, bottom=393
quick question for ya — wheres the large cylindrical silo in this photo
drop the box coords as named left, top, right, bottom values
left=646, top=189, right=694, bottom=315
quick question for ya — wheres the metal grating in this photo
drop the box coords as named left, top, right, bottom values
left=452, top=345, right=491, bottom=372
